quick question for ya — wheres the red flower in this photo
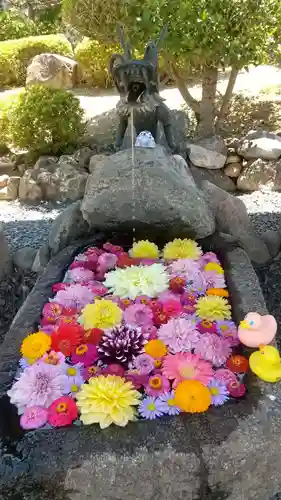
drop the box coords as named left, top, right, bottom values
left=117, top=253, right=136, bottom=268
left=51, top=322, right=83, bottom=356
left=162, top=299, right=182, bottom=318
left=52, top=283, right=69, bottom=293
left=48, top=396, right=78, bottom=427
left=169, top=277, right=186, bottom=294
left=153, top=309, right=169, bottom=327
left=83, top=328, right=104, bottom=345
left=226, top=355, right=249, bottom=374
left=227, top=380, right=246, bottom=398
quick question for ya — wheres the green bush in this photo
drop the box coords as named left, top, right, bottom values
left=75, top=38, right=120, bottom=88
left=0, top=34, right=73, bottom=88
left=4, top=85, right=85, bottom=156
left=0, top=11, right=39, bottom=41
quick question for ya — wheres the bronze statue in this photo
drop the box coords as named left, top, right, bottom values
left=109, top=26, right=179, bottom=153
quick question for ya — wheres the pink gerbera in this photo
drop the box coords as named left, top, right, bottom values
left=158, top=318, right=200, bottom=353
left=53, top=284, right=95, bottom=310
left=194, top=333, right=231, bottom=367
left=162, top=352, right=214, bottom=387
left=145, top=374, right=170, bottom=396
left=123, top=303, right=153, bottom=327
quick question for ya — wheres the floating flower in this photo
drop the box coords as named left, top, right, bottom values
left=102, top=364, right=125, bottom=377
left=134, top=353, right=155, bottom=374
left=163, top=239, right=202, bottom=261
left=135, top=295, right=151, bottom=305
left=195, top=296, right=231, bottom=321
left=79, top=300, right=123, bottom=330
left=194, top=333, right=231, bottom=367
left=214, top=368, right=238, bottom=386
left=145, top=374, right=170, bottom=397
left=129, top=240, right=159, bottom=259
left=162, top=352, right=213, bottom=387
left=104, top=264, right=169, bottom=299
left=83, top=328, right=104, bottom=345
left=138, top=396, right=164, bottom=420
left=53, top=284, right=95, bottom=310
left=42, top=351, right=65, bottom=366
left=174, top=380, right=211, bottom=413
left=51, top=322, right=83, bottom=357
left=168, top=259, right=206, bottom=292
left=48, top=396, right=78, bottom=427
left=204, top=272, right=226, bottom=290
left=124, top=370, right=150, bottom=389
left=21, top=332, right=51, bottom=362
left=72, top=344, right=99, bottom=367
left=200, top=252, right=220, bottom=266
left=97, top=252, right=118, bottom=271
left=208, top=380, right=229, bottom=406
left=42, top=302, right=63, bottom=324
left=226, top=355, right=249, bottom=373
left=206, top=288, right=229, bottom=298
left=8, top=363, right=68, bottom=412
left=65, top=372, right=84, bottom=397
left=123, top=303, right=153, bottom=327
left=103, top=243, right=123, bottom=255
left=227, top=380, right=246, bottom=398
left=157, top=391, right=181, bottom=416
left=153, top=309, right=169, bottom=327
left=20, top=406, right=48, bottom=430
left=98, top=325, right=145, bottom=367
left=66, top=267, right=95, bottom=284
left=76, top=375, right=141, bottom=428
left=197, top=319, right=217, bottom=335
left=141, top=324, right=158, bottom=340
left=169, top=276, right=186, bottom=294
left=216, top=320, right=239, bottom=346
left=161, top=299, right=182, bottom=318
left=144, top=339, right=167, bottom=358
left=204, top=262, right=224, bottom=274
left=83, top=365, right=101, bottom=381
left=117, top=253, right=136, bottom=268
left=119, top=298, right=134, bottom=310
left=158, top=318, right=200, bottom=353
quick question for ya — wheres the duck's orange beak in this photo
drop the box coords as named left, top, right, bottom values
left=259, top=344, right=265, bottom=352
left=239, top=320, right=249, bottom=329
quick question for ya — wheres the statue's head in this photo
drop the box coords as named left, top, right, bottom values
left=109, top=26, right=167, bottom=109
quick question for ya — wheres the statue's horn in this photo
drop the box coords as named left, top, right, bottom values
left=109, top=54, right=125, bottom=76
left=117, top=24, right=132, bottom=60
left=156, top=25, right=168, bottom=47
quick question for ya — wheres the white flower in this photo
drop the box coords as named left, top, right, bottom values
left=104, top=264, right=169, bottom=299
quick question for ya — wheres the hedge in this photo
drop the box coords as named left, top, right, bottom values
left=0, top=34, right=73, bottom=88
left=0, top=11, right=38, bottom=41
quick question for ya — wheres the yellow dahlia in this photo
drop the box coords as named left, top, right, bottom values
left=76, top=375, right=141, bottom=428
left=195, top=296, right=231, bottom=321
left=174, top=380, right=211, bottom=413
left=129, top=240, right=159, bottom=259
left=79, top=300, right=122, bottom=330
left=21, top=332, right=51, bottom=362
left=163, top=239, right=202, bottom=261
left=204, top=262, right=224, bottom=274
left=104, top=264, right=169, bottom=299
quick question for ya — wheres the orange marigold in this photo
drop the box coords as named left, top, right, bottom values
left=206, top=288, right=229, bottom=298
left=145, top=339, right=167, bottom=358
left=174, top=380, right=211, bottom=413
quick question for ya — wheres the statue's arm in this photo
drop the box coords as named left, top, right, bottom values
left=116, top=115, right=128, bottom=150
left=157, top=103, right=179, bottom=154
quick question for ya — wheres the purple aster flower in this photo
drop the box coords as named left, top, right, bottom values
left=134, top=354, right=155, bottom=374
left=40, top=324, right=56, bottom=335
left=64, top=373, right=84, bottom=398
left=138, top=396, right=164, bottom=420
left=208, top=380, right=229, bottom=406
left=157, top=391, right=181, bottom=416
left=216, top=320, right=239, bottom=346
left=19, top=357, right=32, bottom=371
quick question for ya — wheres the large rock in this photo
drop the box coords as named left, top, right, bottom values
left=19, top=159, right=88, bottom=203
left=187, top=135, right=227, bottom=169
left=0, top=223, right=12, bottom=279
left=238, top=130, right=281, bottom=160
left=201, top=181, right=271, bottom=264
left=237, top=158, right=281, bottom=192
left=89, top=154, right=107, bottom=174
left=190, top=163, right=236, bottom=192
left=81, top=145, right=215, bottom=239
left=48, top=201, right=90, bottom=254
left=13, top=246, right=37, bottom=271
left=26, top=53, right=77, bottom=89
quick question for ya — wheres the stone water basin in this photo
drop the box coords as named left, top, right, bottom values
left=0, top=231, right=280, bottom=500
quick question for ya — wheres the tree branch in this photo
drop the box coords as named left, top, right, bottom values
left=216, top=65, right=239, bottom=129
left=163, top=53, right=200, bottom=115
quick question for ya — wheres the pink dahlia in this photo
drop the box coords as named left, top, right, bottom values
left=103, top=243, right=124, bottom=255
left=204, top=271, right=226, bottom=289
left=53, top=284, right=95, bottom=310
left=161, top=299, right=182, bottom=318
left=52, top=282, right=69, bottom=293
left=145, top=374, right=170, bottom=397
left=194, top=333, right=231, bottom=367
left=134, top=353, right=155, bottom=374
left=66, top=267, right=95, bottom=284
left=214, top=368, right=238, bottom=386
left=71, top=344, right=99, bottom=366
left=7, top=363, right=68, bottom=412
left=123, top=303, right=153, bottom=328
left=162, top=352, right=214, bottom=387
left=158, top=318, right=200, bottom=353
left=141, top=324, right=158, bottom=340
left=87, top=283, right=108, bottom=296
left=158, top=291, right=181, bottom=304
left=20, top=406, right=48, bottom=430
left=168, top=259, right=206, bottom=293
left=97, top=252, right=118, bottom=271
left=199, top=252, right=220, bottom=267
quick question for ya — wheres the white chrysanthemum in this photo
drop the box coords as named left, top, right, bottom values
left=104, top=264, right=169, bottom=299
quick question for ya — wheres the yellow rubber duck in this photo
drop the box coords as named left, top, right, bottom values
left=249, top=345, right=281, bottom=383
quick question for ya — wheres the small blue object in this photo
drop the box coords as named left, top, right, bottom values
left=135, top=131, right=156, bottom=149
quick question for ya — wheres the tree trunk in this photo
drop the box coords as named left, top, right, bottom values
left=196, top=66, right=218, bottom=138
left=216, top=66, right=239, bottom=132
left=27, top=2, right=36, bottom=19
left=163, top=54, right=200, bottom=116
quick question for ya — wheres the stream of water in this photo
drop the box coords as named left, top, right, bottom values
left=131, top=108, right=136, bottom=242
